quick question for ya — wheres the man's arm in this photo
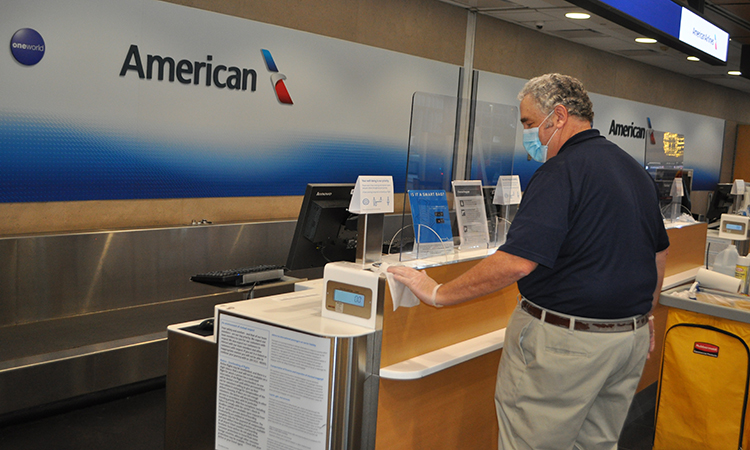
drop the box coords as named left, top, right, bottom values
left=648, top=247, right=669, bottom=357
left=652, top=248, right=669, bottom=312
left=387, top=250, right=538, bottom=307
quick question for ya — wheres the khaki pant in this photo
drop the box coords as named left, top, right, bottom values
left=495, top=302, right=650, bottom=450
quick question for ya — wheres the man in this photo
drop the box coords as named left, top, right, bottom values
left=388, top=73, right=669, bottom=450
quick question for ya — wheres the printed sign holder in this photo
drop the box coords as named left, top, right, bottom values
left=452, top=180, right=490, bottom=251
left=492, top=176, right=522, bottom=246
left=405, top=190, right=454, bottom=261
left=350, top=176, right=394, bottom=267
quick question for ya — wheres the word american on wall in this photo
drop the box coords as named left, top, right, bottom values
left=608, top=119, right=646, bottom=139
left=119, top=44, right=258, bottom=91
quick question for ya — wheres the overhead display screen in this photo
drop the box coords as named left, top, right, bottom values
left=678, top=7, right=729, bottom=62
left=596, top=0, right=681, bottom=37
left=568, top=0, right=729, bottom=64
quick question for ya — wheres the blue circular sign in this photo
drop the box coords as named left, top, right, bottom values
left=10, top=28, right=45, bottom=66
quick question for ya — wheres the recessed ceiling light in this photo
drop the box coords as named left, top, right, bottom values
left=565, top=12, right=591, bottom=20
left=728, top=70, right=742, bottom=76
left=635, top=37, right=658, bottom=44
left=687, top=56, right=700, bottom=61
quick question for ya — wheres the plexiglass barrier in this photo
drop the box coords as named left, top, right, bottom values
left=394, top=92, right=519, bottom=263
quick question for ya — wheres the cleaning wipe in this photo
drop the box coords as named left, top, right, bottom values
left=376, top=262, right=421, bottom=310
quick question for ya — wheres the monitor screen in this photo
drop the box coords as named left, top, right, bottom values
left=286, top=183, right=358, bottom=279
left=651, top=168, right=692, bottom=207
left=706, top=183, right=733, bottom=224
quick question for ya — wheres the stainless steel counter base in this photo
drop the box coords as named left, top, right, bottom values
left=0, top=280, right=296, bottom=418
left=166, top=322, right=218, bottom=450
left=1, top=215, right=406, bottom=417
left=0, top=220, right=297, bottom=417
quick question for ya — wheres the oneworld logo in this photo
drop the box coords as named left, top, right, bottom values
left=10, top=28, right=45, bottom=66
left=261, top=49, right=293, bottom=105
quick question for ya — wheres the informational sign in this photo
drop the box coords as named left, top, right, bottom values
left=452, top=180, right=490, bottom=249
left=732, top=179, right=746, bottom=196
left=216, top=314, right=331, bottom=450
left=493, top=175, right=522, bottom=206
left=670, top=177, right=685, bottom=197
left=408, top=190, right=453, bottom=256
left=349, top=176, right=394, bottom=214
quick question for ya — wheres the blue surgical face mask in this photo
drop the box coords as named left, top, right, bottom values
left=522, top=109, right=558, bottom=163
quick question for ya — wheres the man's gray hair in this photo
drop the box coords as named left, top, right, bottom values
left=518, top=73, right=594, bottom=123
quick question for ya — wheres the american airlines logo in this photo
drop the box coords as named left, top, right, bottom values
left=692, top=28, right=717, bottom=50
left=608, top=120, right=646, bottom=139
left=261, top=49, right=293, bottom=105
left=119, top=45, right=258, bottom=92
left=119, top=45, right=295, bottom=105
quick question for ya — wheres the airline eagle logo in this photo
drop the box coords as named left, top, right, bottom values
left=261, top=49, right=293, bottom=105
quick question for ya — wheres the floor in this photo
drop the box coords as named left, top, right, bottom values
left=0, top=383, right=656, bottom=450
left=0, top=386, right=166, bottom=450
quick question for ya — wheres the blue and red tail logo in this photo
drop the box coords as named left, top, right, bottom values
left=261, top=49, right=293, bottom=105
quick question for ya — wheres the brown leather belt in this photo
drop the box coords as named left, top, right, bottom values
left=521, top=299, right=649, bottom=333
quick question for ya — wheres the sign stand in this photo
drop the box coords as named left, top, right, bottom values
left=349, top=176, right=394, bottom=267
left=493, top=175, right=522, bottom=245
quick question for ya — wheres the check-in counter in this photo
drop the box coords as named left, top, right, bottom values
left=166, top=221, right=708, bottom=450
left=375, top=256, right=516, bottom=450
left=376, top=221, right=707, bottom=450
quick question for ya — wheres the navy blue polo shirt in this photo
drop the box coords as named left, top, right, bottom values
left=499, top=129, right=670, bottom=319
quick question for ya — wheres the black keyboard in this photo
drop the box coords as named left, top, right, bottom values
left=191, top=264, right=285, bottom=286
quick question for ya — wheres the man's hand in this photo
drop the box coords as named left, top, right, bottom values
left=387, top=251, right=537, bottom=308
left=387, top=266, right=441, bottom=306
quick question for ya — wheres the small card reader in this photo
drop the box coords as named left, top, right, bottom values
left=322, top=261, right=383, bottom=329
left=719, top=214, right=750, bottom=241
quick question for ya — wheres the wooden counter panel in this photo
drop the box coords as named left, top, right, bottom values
left=375, top=350, right=501, bottom=450
left=664, top=223, right=707, bottom=277
left=378, top=223, right=705, bottom=394
left=640, top=223, right=706, bottom=390
left=381, top=259, right=519, bottom=368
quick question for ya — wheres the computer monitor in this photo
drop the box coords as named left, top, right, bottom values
left=649, top=168, right=692, bottom=213
left=706, top=183, right=733, bottom=224
left=286, top=183, right=358, bottom=279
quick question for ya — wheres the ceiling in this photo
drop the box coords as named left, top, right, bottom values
left=439, top=0, right=750, bottom=94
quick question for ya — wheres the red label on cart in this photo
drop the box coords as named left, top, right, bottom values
left=694, top=342, right=719, bottom=357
